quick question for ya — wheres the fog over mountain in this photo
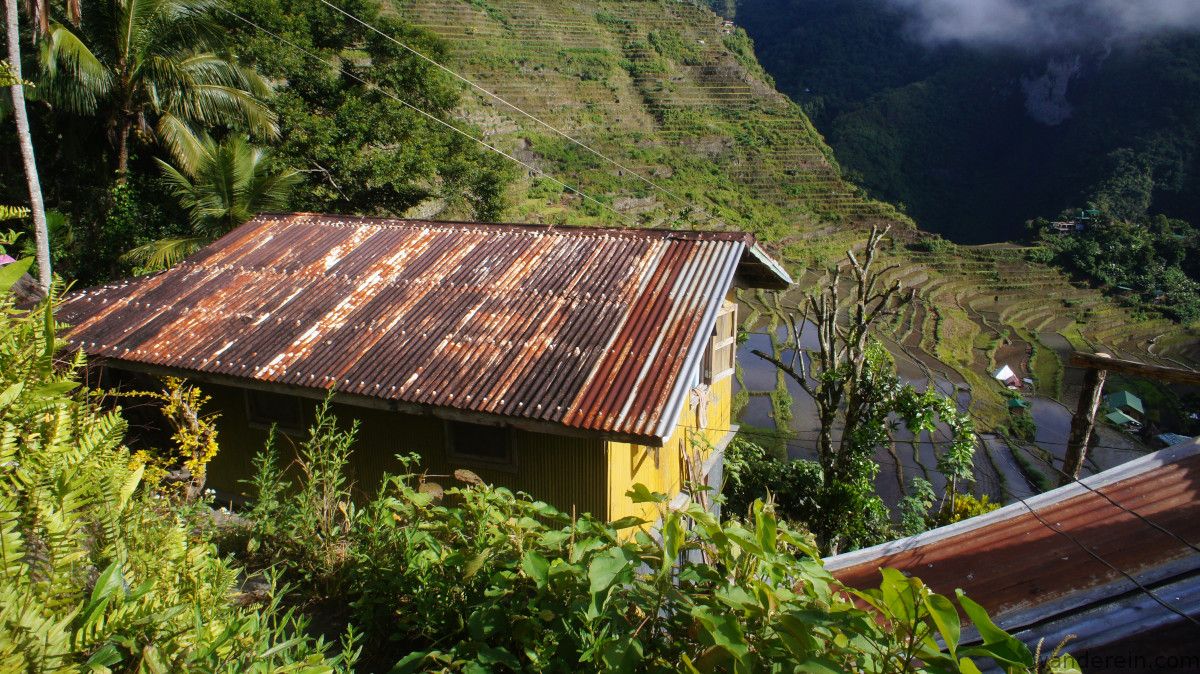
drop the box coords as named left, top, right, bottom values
left=885, top=0, right=1200, bottom=51
left=730, top=0, right=1200, bottom=242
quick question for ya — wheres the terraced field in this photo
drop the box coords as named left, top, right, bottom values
left=387, top=0, right=1199, bottom=432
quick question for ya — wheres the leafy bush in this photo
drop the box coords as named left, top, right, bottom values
left=1003, top=412, right=1038, bottom=442
left=0, top=278, right=346, bottom=671
left=1036, top=211, right=1200, bottom=323
left=241, top=414, right=1077, bottom=672
left=935, top=493, right=1002, bottom=527
left=723, top=436, right=825, bottom=524
left=908, top=236, right=955, bottom=255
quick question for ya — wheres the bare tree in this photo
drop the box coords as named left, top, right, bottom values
left=752, top=226, right=912, bottom=479
left=749, top=227, right=975, bottom=553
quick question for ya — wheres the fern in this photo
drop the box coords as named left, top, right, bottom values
left=0, top=282, right=348, bottom=670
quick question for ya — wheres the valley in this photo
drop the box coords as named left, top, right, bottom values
left=388, top=0, right=1198, bottom=498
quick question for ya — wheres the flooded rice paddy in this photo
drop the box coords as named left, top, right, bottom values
left=734, top=322, right=1148, bottom=510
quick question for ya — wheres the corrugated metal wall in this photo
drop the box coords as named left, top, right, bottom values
left=201, top=383, right=607, bottom=517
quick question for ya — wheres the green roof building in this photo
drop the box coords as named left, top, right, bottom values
left=1007, top=397, right=1030, bottom=410
left=1105, top=410, right=1139, bottom=427
left=1105, top=390, right=1145, bottom=416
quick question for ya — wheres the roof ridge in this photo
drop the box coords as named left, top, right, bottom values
left=253, top=212, right=756, bottom=241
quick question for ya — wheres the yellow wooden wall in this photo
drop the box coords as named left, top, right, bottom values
left=201, top=383, right=608, bottom=518
left=605, top=363, right=733, bottom=523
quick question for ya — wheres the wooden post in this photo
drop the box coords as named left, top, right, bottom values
left=1061, top=364, right=1107, bottom=486
left=1060, top=351, right=1200, bottom=486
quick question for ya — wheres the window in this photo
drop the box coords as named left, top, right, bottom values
left=245, top=389, right=305, bottom=432
left=702, top=300, right=737, bottom=384
left=446, top=420, right=515, bottom=470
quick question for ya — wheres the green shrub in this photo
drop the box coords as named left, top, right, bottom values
left=935, top=493, right=1002, bottom=526
left=0, top=278, right=347, bottom=671
left=242, top=415, right=1075, bottom=672
left=1003, top=411, right=1038, bottom=442
left=908, top=236, right=954, bottom=255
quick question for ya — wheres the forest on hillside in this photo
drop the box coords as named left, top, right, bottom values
left=727, top=0, right=1200, bottom=247
left=0, top=0, right=512, bottom=287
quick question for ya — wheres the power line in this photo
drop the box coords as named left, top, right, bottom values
left=996, top=479, right=1200, bottom=629
left=219, top=6, right=639, bottom=229
left=693, top=419, right=1156, bottom=454
left=1034, top=449, right=1200, bottom=556
left=314, top=0, right=730, bottom=230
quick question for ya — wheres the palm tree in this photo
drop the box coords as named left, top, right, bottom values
left=38, top=0, right=278, bottom=178
left=20, top=0, right=80, bottom=36
left=2, top=38, right=51, bottom=292
left=125, top=135, right=298, bottom=270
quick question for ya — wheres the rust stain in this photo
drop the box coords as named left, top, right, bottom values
left=831, top=450, right=1200, bottom=619
left=59, top=213, right=786, bottom=443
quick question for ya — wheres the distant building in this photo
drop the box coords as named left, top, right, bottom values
left=59, top=213, right=791, bottom=524
left=1049, top=220, right=1084, bottom=235
left=1105, top=409, right=1141, bottom=429
left=1106, top=390, right=1145, bottom=418
left=1155, top=433, right=1193, bottom=448
left=993, top=364, right=1021, bottom=388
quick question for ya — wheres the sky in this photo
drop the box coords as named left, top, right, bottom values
left=884, top=0, right=1200, bottom=51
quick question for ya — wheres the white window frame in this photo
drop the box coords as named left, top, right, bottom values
left=703, top=301, right=738, bottom=384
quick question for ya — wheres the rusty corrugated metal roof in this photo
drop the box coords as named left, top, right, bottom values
left=826, top=441, right=1200, bottom=662
left=60, top=213, right=790, bottom=444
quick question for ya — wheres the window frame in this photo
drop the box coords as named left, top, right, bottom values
left=244, top=389, right=307, bottom=434
left=444, top=420, right=518, bottom=472
left=703, top=300, right=738, bottom=385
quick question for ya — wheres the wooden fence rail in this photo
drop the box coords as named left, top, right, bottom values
left=1062, top=352, right=1200, bottom=485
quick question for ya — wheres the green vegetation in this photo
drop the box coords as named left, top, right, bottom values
left=747, top=231, right=977, bottom=554
left=0, top=275, right=1075, bottom=671
left=8, top=0, right=1193, bottom=432
left=0, top=276, right=348, bottom=671
left=734, top=0, right=1200, bottom=246
left=0, top=0, right=512, bottom=284
left=127, top=136, right=300, bottom=271
left=237, top=401, right=1072, bottom=672
left=1032, top=211, right=1200, bottom=323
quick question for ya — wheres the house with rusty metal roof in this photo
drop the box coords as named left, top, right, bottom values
left=59, top=212, right=791, bottom=522
left=825, top=440, right=1200, bottom=672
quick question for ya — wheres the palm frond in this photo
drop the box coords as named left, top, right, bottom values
left=38, top=24, right=112, bottom=115
left=171, top=82, right=278, bottom=139
left=0, top=206, right=31, bottom=222
left=157, top=136, right=298, bottom=241
left=154, top=113, right=209, bottom=176
left=122, top=236, right=208, bottom=272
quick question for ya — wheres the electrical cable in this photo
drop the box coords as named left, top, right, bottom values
left=218, top=6, right=640, bottom=229
left=995, top=478, right=1200, bottom=629
left=314, top=0, right=734, bottom=230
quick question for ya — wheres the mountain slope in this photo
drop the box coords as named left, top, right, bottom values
left=388, top=0, right=1197, bottom=426
left=729, top=0, right=1200, bottom=245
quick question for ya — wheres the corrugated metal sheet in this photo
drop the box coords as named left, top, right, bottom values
left=826, top=441, right=1200, bottom=658
left=59, top=213, right=789, bottom=445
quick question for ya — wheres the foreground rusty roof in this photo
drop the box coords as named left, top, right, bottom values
left=60, top=213, right=790, bottom=444
left=826, top=441, right=1200, bottom=666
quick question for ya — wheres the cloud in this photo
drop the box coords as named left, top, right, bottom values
left=885, top=0, right=1200, bottom=50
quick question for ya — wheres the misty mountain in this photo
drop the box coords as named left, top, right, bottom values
left=726, top=0, right=1200, bottom=243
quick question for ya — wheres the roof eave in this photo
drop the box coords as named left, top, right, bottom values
left=96, top=358, right=668, bottom=447
left=737, top=244, right=792, bottom=290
